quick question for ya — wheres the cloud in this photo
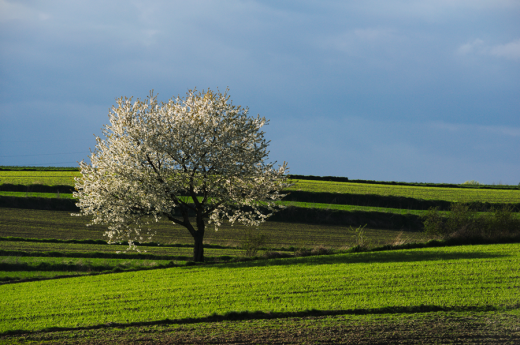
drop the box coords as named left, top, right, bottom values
left=489, top=39, right=520, bottom=60
left=456, top=39, right=485, bottom=55
left=457, top=38, right=520, bottom=60
left=321, top=27, right=406, bottom=64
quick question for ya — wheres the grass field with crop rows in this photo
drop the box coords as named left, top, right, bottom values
left=1, top=169, right=519, bottom=342
left=1, top=243, right=518, bottom=334
left=0, top=208, right=426, bottom=249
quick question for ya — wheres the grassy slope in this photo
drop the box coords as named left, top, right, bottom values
left=1, top=243, right=518, bottom=334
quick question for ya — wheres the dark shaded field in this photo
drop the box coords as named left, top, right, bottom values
left=0, top=207, right=427, bottom=250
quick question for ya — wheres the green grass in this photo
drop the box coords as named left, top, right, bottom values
left=287, top=179, right=520, bottom=203
left=0, top=171, right=80, bottom=186
left=0, top=243, right=518, bottom=334
left=0, top=166, right=79, bottom=171
left=0, top=191, right=444, bottom=214
left=2, top=171, right=520, bottom=203
left=0, top=191, right=75, bottom=199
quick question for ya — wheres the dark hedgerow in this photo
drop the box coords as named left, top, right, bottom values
left=422, top=204, right=520, bottom=240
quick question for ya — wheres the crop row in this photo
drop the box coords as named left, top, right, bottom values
left=1, top=243, right=518, bottom=333
left=0, top=208, right=427, bottom=249
left=0, top=256, right=173, bottom=268
left=0, top=257, right=175, bottom=282
left=0, top=241, right=245, bottom=257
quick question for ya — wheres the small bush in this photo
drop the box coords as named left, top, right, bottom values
left=348, top=224, right=369, bottom=248
left=311, top=245, right=333, bottom=255
left=262, top=251, right=291, bottom=259
left=294, top=248, right=312, bottom=257
left=241, top=230, right=267, bottom=257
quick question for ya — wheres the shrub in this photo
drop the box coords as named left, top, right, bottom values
left=348, top=224, right=369, bottom=248
left=294, top=248, right=312, bottom=257
left=311, top=245, right=332, bottom=255
left=242, top=231, right=268, bottom=257
left=462, top=180, right=482, bottom=185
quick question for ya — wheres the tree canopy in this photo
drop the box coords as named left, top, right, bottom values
left=73, top=88, right=289, bottom=262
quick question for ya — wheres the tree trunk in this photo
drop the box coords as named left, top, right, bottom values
left=193, top=233, right=204, bottom=262
left=192, top=212, right=206, bottom=262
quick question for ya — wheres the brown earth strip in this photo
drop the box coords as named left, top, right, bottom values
left=1, top=311, right=518, bottom=344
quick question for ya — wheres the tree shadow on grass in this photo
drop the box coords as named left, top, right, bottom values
left=6, top=303, right=517, bottom=337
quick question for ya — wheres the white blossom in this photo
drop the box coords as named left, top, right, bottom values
left=73, top=88, right=290, bottom=261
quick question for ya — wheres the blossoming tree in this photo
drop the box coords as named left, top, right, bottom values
left=73, top=89, right=289, bottom=262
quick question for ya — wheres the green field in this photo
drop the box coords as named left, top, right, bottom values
left=1, top=170, right=520, bottom=343
left=0, top=206, right=426, bottom=283
left=0, top=191, right=441, bottom=215
left=2, top=170, right=520, bottom=204
left=287, top=180, right=520, bottom=203
left=0, top=243, right=518, bottom=334
left=0, top=191, right=75, bottom=199
left=0, top=171, right=80, bottom=186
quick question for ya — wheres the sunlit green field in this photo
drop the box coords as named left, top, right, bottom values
left=1, top=243, right=518, bottom=334
left=1, top=170, right=520, bottom=343
left=2, top=171, right=520, bottom=203
left=0, top=191, right=75, bottom=198
left=287, top=180, right=520, bottom=203
left=0, top=171, right=79, bottom=186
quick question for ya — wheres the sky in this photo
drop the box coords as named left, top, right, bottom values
left=1, top=0, right=519, bottom=184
